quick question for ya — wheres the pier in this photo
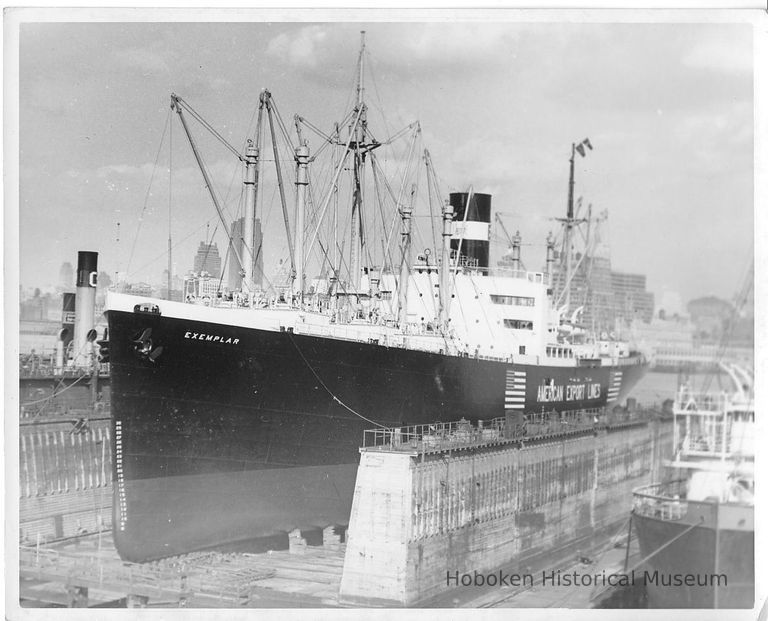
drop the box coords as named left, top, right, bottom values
left=340, top=411, right=671, bottom=606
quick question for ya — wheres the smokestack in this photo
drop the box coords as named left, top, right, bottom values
left=73, top=251, right=98, bottom=366
left=55, top=293, right=75, bottom=373
left=449, top=192, right=491, bottom=271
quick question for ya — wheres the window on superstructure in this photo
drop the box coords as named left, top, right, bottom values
left=503, top=319, right=533, bottom=330
left=490, top=294, right=535, bottom=306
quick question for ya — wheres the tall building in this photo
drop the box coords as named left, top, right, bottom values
left=551, top=257, right=655, bottom=331
left=551, top=253, right=614, bottom=332
left=612, top=271, right=655, bottom=323
left=193, top=242, right=222, bottom=279
left=58, top=262, right=74, bottom=290
left=228, top=217, right=264, bottom=290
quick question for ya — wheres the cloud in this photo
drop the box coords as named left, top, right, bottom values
left=674, top=102, right=753, bottom=174
left=115, top=47, right=171, bottom=75
left=266, top=23, right=517, bottom=83
left=266, top=25, right=330, bottom=69
left=681, top=36, right=752, bottom=75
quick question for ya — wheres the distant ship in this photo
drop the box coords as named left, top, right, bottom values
left=20, top=255, right=111, bottom=418
left=105, top=34, right=647, bottom=562
left=631, top=368, right=754, bottom=608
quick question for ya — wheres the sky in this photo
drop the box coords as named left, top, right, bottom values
left=13, top=17, right=756, bottom=307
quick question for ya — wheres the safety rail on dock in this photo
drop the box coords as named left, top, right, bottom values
left=20, top=353, right=110, bottom=379
left=363, top=407, right=650, bottom=455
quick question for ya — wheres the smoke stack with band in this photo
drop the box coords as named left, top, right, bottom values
left=449, top=192, right=491, bottom=271
left=72, top=251, right=99, bottom=367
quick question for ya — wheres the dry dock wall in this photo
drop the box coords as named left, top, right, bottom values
left=340, top=420, right=671, bottom=606
left=19, top=422, right=113, bottom=542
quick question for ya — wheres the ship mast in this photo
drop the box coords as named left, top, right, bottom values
left=349, top=30, right=367, bottom=291
left=564, top=142, right=576, bottom=311
left=242, top=139, right=259, bottom=293
left=293, top=143, right=310, bottom=298
left=559, top=138, right=592, bottom=311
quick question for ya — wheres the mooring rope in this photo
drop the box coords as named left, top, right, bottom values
left=20, top=373, right=90, bottom=407
left=589, top=513, right=705, bottom=602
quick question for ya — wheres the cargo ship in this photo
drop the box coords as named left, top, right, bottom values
left=631, top=373, right=754, bottom=608
left=105, top=34, right=648, bottom=562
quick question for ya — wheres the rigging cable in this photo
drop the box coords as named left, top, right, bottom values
left=424, top=149, right=440, bottom=259
left=20, top=373, right=90, bottom=408
left=370, top=154, right=397, bottom=273
left=589, top=515, right=706, bottom=603
left=287, top=334, right=387, bottom=428
left=383, top=125, right=421, bottom=262
left=125, top=109, right=171, bottom=275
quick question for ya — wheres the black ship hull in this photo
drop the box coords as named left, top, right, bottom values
left=107, top=306, right=647, bottom=562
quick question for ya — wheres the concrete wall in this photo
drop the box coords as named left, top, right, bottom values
left=340, top=420, right=672, bottom=606
left=19, top=422, right=113, bottom=542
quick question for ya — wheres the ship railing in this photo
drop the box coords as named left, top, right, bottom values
left=632, top=480, right=718, bottom=525
left=364, top=409, right=619, bottom=454
left=673, top=391, right=754, bottom=415
left=364, top=417, right=511, bottom=453
left=491, top=267, right=552, bottom=285
left=632, top=480, right=688, bottom=520
left=19, top=354, right=109, bottom=379
left=673, top=391, right=730, bottom=414
left=611, top=355, right=646, bottom=366
left=523, top=408, right=605, bottom=435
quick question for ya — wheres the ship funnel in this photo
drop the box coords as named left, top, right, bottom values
left=72, top=251, right=98, bottom=367
left=449, top=192, right=491, bottom=271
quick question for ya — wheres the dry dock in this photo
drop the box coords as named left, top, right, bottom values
left=18, top=517, right=646, bottom=609
left=340, top=411, right=671, bottom=606
left=17, top=406, right=672, bottom=609
left=19, top=532, right=346, bottom=608
left=19, top=417, right=112, bottom=543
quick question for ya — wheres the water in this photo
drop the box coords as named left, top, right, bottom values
left=631, top=370, right=731, bottom=406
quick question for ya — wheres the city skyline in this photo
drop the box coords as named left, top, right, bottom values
left=11, top=15, right=758, bottom=306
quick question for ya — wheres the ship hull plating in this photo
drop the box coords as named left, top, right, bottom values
left=108, top=308, right=647, bottom=562
left=633, top=512, right=754, bottom=608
